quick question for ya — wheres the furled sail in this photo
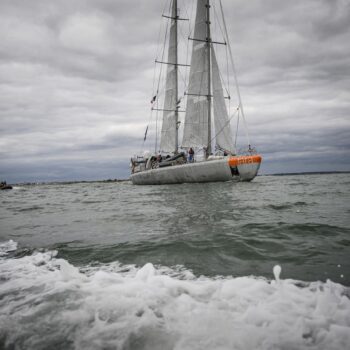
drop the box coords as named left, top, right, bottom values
left=212, top=46, right=234, bottom=153
left=181, top=0, right=209, bottom=149
left=160, top=0, right=177, bottom=153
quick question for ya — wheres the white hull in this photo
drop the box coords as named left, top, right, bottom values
left=131, top=157, right=261, bottom=185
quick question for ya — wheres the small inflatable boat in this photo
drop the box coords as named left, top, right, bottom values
left=0, top=182, right=12, bottom=190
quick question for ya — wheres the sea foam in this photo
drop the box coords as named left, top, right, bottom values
left=0, top=239, right=17, bottom=256
left=0, top=240, right=349, bottom=350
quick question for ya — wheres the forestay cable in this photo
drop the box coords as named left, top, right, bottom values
left=219, top=0, right=251, bottom=147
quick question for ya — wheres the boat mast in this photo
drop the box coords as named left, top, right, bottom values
left=206, top=0, right=212, bottom=158
left=174, top=0, right=179, bottom=154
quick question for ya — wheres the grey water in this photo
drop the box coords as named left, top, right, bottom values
left=1, top=173, right=350, bottom=350
left=1, top=174, right=349, bottom=284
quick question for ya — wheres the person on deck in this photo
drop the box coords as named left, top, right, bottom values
left=188, top=147, right=194, bottom=163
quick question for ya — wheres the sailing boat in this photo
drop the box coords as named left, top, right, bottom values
left=130, top=0, right=262, bottom=185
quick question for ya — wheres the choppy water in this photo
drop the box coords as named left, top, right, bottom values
left=0, top=174, right=350, bottom=349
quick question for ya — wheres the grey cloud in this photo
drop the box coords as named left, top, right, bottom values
left=0, top=0, right=349, bottom=183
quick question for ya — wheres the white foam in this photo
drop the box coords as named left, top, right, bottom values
left=0, top=239, right=18, bottom=256
left=273, top=264, right=282, bottom=282
left=0, top=246, right=349, bottom=350
left=11, top=186, right=24, bottom=190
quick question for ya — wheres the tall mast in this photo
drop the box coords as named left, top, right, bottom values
left=206, top=0, right=211, bottom=157
left=174, top=0, right=179, bottom=154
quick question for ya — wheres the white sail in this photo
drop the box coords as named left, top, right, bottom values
left=212, top=46, right=234, bottom=153
left=160, top=0, right=177, bottom=153
left=182, top=0, right=209, bottom=149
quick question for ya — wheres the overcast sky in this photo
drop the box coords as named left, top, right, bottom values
left=0, top=0, right=349, bottom=183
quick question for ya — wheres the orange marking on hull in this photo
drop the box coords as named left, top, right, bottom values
left=228, top=155, right=262, bottom=167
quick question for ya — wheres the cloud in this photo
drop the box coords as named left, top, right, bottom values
left=59, top=13, right=114, bottom=55
left=0, top=0, right=349, bottom=183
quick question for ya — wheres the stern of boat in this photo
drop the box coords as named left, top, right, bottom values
left=228, top=155, right=262, bottom=181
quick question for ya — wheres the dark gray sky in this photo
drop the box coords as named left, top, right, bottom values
left=1, top=0, right=349, bottom=183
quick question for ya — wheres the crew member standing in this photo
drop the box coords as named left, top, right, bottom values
left=188, top=147, right=194, bottom=163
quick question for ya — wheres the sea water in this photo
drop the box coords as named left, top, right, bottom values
left=0, top=174, right=349, bottom=349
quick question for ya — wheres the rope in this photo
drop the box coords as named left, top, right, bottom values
left=226, top=35, right=230, bottom=116
left=219, top=0, right=251, bottom=147
left=141, top=1, right=171, bottom=154
left=210, top=106, right=240, bottom=153
left=212, top=2, right=230, bottom=100
left=234, top=109, right=240, bottom=151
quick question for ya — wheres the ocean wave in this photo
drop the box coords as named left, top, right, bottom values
left=267, top=201, right=309, bottom=210
left=13, top=205, right=45, bottom=212
left=11, top=186, right=25, bottom=190
left=0, top=239, right=17, bottom=256
left=0, top=241, right=349, bottom=350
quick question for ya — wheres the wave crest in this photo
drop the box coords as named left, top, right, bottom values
left=0, top=246, right=349, bottom=350
left=0, top=240, right=18, bottom=257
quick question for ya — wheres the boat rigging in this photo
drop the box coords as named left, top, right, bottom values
left=130, top=0, right=262, bottom=185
